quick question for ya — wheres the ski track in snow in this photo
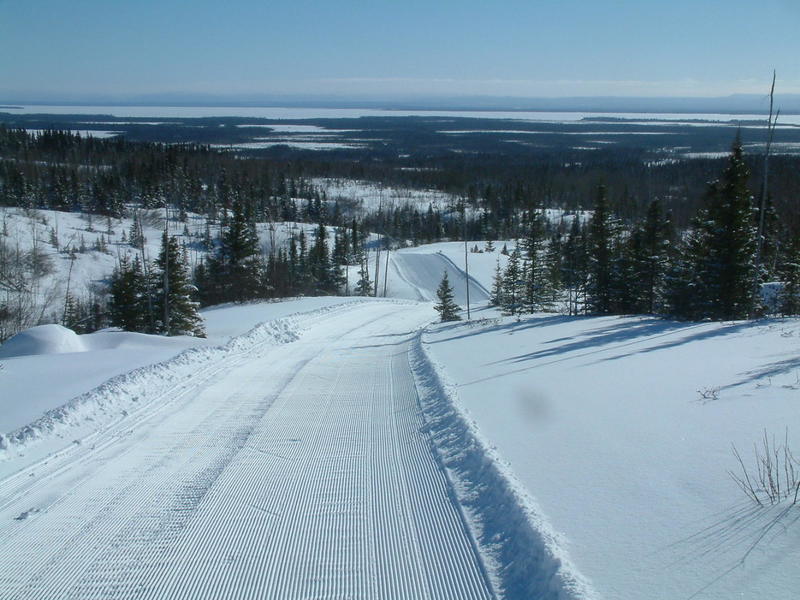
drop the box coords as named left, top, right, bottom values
left=392, top=252, right=489, bottom=305
left=0, top=302, right=500, bottom=599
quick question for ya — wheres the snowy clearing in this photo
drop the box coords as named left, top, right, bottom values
left=425, top=312, right=800, bottom=599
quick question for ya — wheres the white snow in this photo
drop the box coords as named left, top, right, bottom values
left=424, top=312, right=800, bottom=599
left=2, top=234, right=799, bottom=598
left=0, top=300, right=516, bottom=599
left=234, top=124, right=359, bottom=134
left=312, top=178, right=459, bottom=213
left=0, top=324, right=87, bottom=358
left=22, top=128, right=121, bottom=138
left=212, top=140, right=366, bottom=150
left=0, top=297, right=361, bottom=443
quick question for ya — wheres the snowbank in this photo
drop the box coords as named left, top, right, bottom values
left=409, top=330, right=597, bottom=600
left=0, top=324, right=87, bottom=358
left=0, top=300, right=369, bottom=473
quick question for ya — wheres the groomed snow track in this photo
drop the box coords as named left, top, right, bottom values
left=410, top=330, right=597, bottom=600
left=0, top=302, right=499, bottom=599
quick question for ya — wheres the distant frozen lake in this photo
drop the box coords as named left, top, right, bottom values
left=5, top=104, right=799, bottom=125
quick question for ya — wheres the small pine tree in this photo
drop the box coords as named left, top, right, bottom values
left=48, top=227, right=59, bottom=250
left=434, top=272, right=461, bottom=322
left=484, top=239, right=495, bottom=253
left=109, top=254, right=150, bottom=332
left=354, top=257, right=373, bottom=296
left=586, top=186, right=619, bottom=315
left=490, top=258, right=504, bottom=307
left=501, top=245, right=525, bottom=316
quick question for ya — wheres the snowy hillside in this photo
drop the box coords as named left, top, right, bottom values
left=0, top=206, right=356, bottom=339
left=312, top=178, right=459, bottom=213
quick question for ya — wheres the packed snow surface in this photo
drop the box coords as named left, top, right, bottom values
left=0, top=300, right=542, bottom=599
left=0, top=298, right=359, bottom=437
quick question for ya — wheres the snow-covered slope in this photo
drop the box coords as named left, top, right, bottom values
left=366, top=241, right=505, bottom=305
left=424, top=312, right=800, bottom=599
left=0, top=206, right=351, bottom=339
left=0, top=297, right=363, bottom=471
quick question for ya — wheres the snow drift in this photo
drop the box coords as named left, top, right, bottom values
left=409, top=331, right=597, bottom=600
left=0, top=302, right=366, bottom=463
left=0, top=324, right=87, bottom=359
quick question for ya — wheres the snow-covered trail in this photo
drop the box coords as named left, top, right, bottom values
left=0, top=302, right=496, bottom=600
left=390, top=251, right=490, bottom=305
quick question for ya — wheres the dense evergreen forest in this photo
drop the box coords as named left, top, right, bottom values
left=1, top=123, right=799, bottom=340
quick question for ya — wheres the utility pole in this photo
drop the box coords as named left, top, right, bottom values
left=374, top=187, right=383, bottom=297
left=463, top=201, right=471, bottom=320
left=163, top=205, right=169, bottom=334
left=383, top=237, right=390, bottom=297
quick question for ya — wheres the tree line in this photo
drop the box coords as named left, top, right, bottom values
left=490, top=138, right=798, bottom=320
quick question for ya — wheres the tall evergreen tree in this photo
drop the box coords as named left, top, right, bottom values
left=153, top=232, right=205, bottom=337
left=561, top=217, right=589, bottom=315
left=205, top=199, right=263, bottom=304
left=108, top=254, right=150, bottom=332
left=629, top=199, right=671, bottom=313
left=667, top=139, right=757, bottom=320
left=501, top=245, right=524, bottom=316
left=521, top=209, right=553, bottom=312
left=586, top=186, right=618, bottom=314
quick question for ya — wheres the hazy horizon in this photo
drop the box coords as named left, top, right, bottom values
left=2, top=1, right=799, bottom=104
left=4, top=93, right=800, bottom=116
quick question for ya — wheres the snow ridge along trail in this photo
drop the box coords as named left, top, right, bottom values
left=411, top=330, right=597, bottom=600
left=0, top=302, right=497, bottom=599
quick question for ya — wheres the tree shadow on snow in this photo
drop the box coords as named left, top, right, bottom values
left=491, top=317, right=700, bottom=366
left=719, top=355, right=800, bottom=390
left=658, top=500, right=800, bottom=599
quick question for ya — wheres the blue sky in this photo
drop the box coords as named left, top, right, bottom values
left=2, top=0, right=799, bottom=99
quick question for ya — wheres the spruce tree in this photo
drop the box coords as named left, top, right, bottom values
left=434, top=272, right=462, bottom=322
left=629, top=199, right=671, bottom=313
left=561, top=218, right=589, bottom=315
left=521, top=209, right=553, bottom=313
left=703, top=138, right=758, bottom=319
left=586, top=186, right=618, bottom=314
left=667, top=138, right=757, bottom=320
left=354, top=256, right=373, bottom=297
left=501, top=245, right=524, bottom=316
left=153, top=232, right=205, bottom=337
left=545, top=231, right=563, bottom=304
left=207, top=199, right=263, bottom=303
left=490, top=258, right=504, bottom=307
left=109, top=254, right=150, bottom=332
